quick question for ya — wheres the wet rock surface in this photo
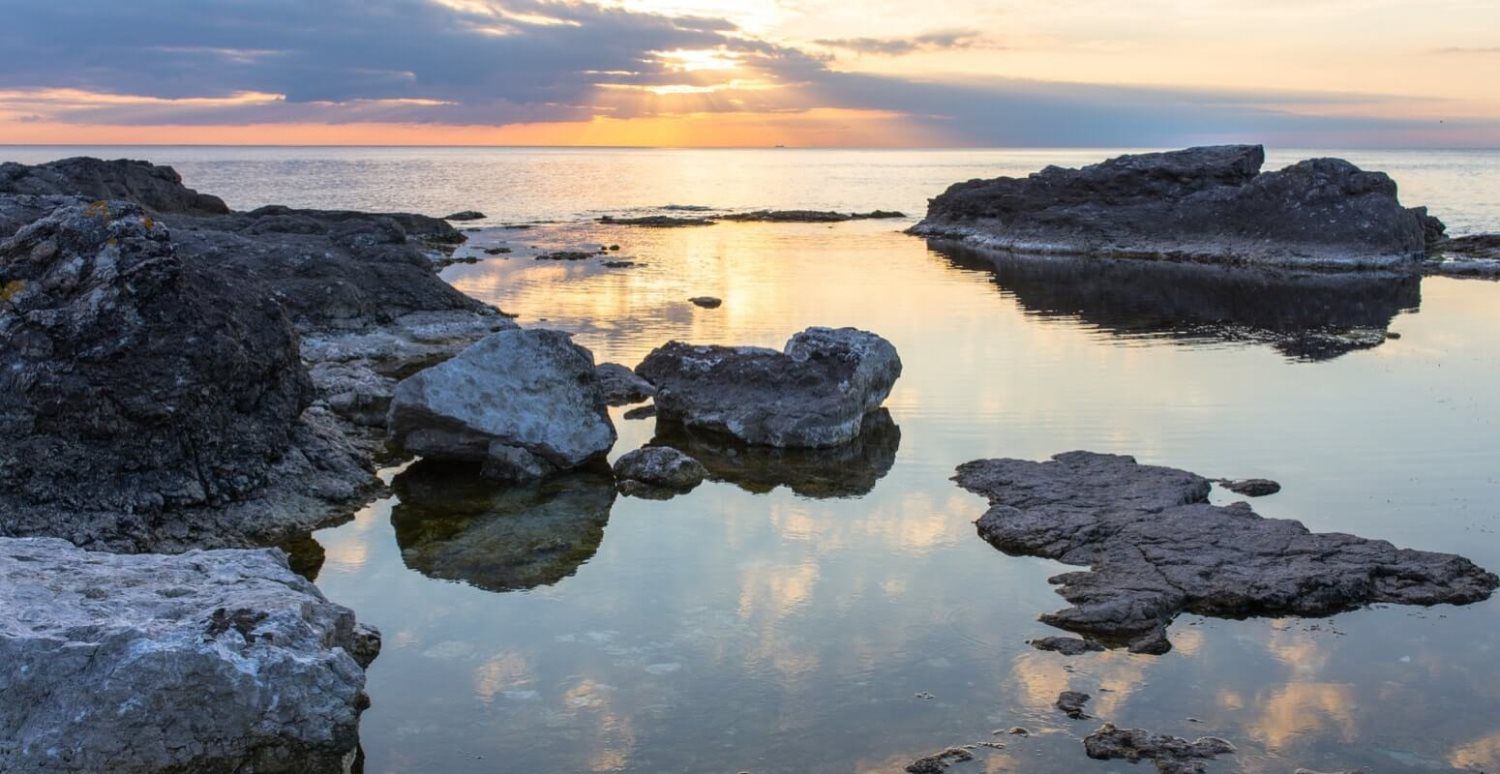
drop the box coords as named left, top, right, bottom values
left=596, top=361, right=656, bottom=406
left=913, top=145, right=1439, bottom=268
left=636, top=326, right=902, bottom=448
left=0, top=537, right=378, bottom=773
left=720, top=209, right=906, bottom=222
left=1217, top=478, right=1281, bottom=497
left=1055, top=690, right=1092, bottom=719
left=648, top=409, right=901, bottom=498
left=931, top=240, right=1419, bottom=362
left=388, top=328, right=617, bottom=481
left=598, top=214, right=715, bottom=227
left=612, top=446, right=708, bottom=496
left=1429, top=234, right=1500, bottom=276
left=904, top=747, right=974, bottom=773
left=689, top=295, right=723, bottom=308
left=391, top=462, right=615, bottom=592
left=954, top=451, right=1498, bottom=653
left=445, top=210, right=485, bottom=221
left=1029, top=636, right=1105, bottom=656
left=1083, top=723, right=1235, bottom=774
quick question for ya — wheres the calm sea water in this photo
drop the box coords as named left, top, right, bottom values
left=7, top=147, right=1499, bottom=773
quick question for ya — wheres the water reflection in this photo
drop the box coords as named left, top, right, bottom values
left=390, top=461, right=616, bottom=592
left=648, top=409, right=901, bottom=498
left=932, top=241, right=1421, bottom=361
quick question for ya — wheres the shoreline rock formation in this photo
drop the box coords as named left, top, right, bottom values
left=954, top=451, right=1498, bottom=653
left=912, top=145, right=1445, bottom=269
left=0, top=537, right=379, bottom=773
left=1083, top=724, right=1235, bottom=774
left=636, top=326, right=902, bottom=448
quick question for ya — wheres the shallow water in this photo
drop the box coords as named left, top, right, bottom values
left=9, top=146, right=1499, bottom=772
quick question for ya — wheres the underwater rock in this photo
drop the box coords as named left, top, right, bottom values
left=904, top=747, right=974, bottom=774
left=1029, top=636, right=1105, bottom=656
left=1083, top=723, right=1235, bottom=774
left=391, top=462, right=615, bottom=592
left=598, top=214, right=715, bottom=227
left=0, top=537, right=379, bottom=772
left=1056, top=690, right=1092, bottom=719
left=954, top=451, right=1498, bottom=653
left=636, top=326, right=902, bottom=448
left=913, top=145, right=1438, bottom=269
left=388, top=328, right=617, bottom=482
left=612, top=447, right=707, bottom=496
left=649, top=409, right=900, bottom=498
left=719, top=209, right=907, bottom=223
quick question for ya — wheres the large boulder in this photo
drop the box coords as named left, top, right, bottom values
left=0, top=157, right=229, bottom=215
left=912, top=145, right=1440, bottom=268
left=955, top=451, right=1499, bottom=653
left=388, top=328, right=617, bottom=480
left=635, top=326, right=902, bottom=448
left=0, top=200, right=373, bottom=550
left=0, top=537, right=380, bottom=772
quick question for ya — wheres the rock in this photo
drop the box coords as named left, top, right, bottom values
left=1217, top=478, right=1281, bottom=497
left=930, top=242, right=1419, bottom=362
left=1056, top=690, right=1092, bottom=719
left=1428, top=234, right=1500, bottom=276
left=602, top=260, right=637, bottom=268
left=719, top=209, right=907, bottom=223
left=388, top=328, right=617, bottom=481
left=623, top=404, right=658, bottom=421
left=954, top=452, right=1498, bottom=653
left=1083, top=723, right=1235, bottom=774
left=0, top=157, right=229, bottom=215
left=1029, top=636, right=1105, bottom=656
left=0, top=200, right=378, bottom=551
left=913, top=145, right=1437, bottom=269
left=536, top=250, right=595, bottom=261
left=1294, top=769, right=1366, bottom=774
left=612, top=447, right=707, bottom=495
left=0, top=537, right=378, bottom=772
left=390, top=463, right=615, bottom=592
left=445, top=210, right=486, bottom=221
left=905, top=747, right=974, bottom=774
left=636, top=326, right=902, bottom=448
left=1007, top=727, right=1030, bottom=736
left=596, top=362, right=656, bottom=406
left=598, top=215, right=715, bottom=227
left=689, top=295, right=723, bottom=308
left=484, top=246, right=512, bottom=255
left=649, top=409, right=901, bottom=498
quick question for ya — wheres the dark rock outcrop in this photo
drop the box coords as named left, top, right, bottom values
left=1429, top=234, right=1500, bottom=276
left=598, top=215, right=715, bottom=227
left=387, top=329, right=617, bottom=481
left=955, top=451, right=1498, bottom=653
left=0, top=157, right=229, bottom=215
left=612, top=446, right=707, bottom=497
left=1084, top=724, right=1235, bottom=774
left=596, top=362, right=656, bottom=406
left=0, top=537, right=379, bottom=772
left=649, top=409, right=901, bottom=498
left=689, top=295, right=722, bottom=308
left=445, top=210, right=486, bottom=221
left=1055, top=690, right=1092, bottom=719
left=391, top=463, right=615, bottom=592
left=1217, top=478, right=1281, bottom=497
left=1029, top=636, right=1105, bottom=656
left=720, top=209, right=906, bottom=223
left=636, top=326, right=902, bottom=448
left=932, top=242, right=1420, bottom=362
left=904, top=747, right=974, bottom=774
left=913, top=145, right=1438, bottom=268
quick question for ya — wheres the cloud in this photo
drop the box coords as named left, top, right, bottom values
left=815, top=30, right=991, bottom=56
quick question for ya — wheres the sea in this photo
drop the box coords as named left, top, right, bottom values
left=5, top=146, right=1499, bottom=773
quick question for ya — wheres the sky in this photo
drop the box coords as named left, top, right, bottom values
left=0, top=0, right=1496, bottom=147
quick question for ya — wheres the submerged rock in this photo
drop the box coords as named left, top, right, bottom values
left=0, top=537, right=379, bottom=772
left=1029, top=636, right=1105, bottom=656
left=391, top=462, right=615, bottom=592
left=388, top=328, right=617, bottom=481
left=905, top=747, right=974, bottom=774
left=954, top=451, right=1498, bottom=653
left=913, top=145, right=1439, bottom=269
left=1056, top=690, right=1092, bottom=719
left=720, top=209, right=907, bottom=223
left=1217, top=478, right=1281, bottom=497
left=612, top=447, right=708, bottom=497
left=649, top=409, right=901, bottom=498
left=931, top=243, right=1420, bottom=362
left=445, top=210, right=486, bottom=221
left=598, top=214, right=715, bottom=227
left=1428, top=234, right=1500, bottom=276
left=1083, top=723, right=1235, bottom=774
left=596, top=362, right=656, bottom=406
left=636, top=326, right=902, bottom=448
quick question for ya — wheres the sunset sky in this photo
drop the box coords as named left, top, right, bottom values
left=1, top=0, right=1497, bottom=147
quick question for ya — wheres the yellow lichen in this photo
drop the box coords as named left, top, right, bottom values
left=85, top=200, right=110, bottom=220
left=143, top=215, right=155, bottom=230
left=1, top=279, right=25, bottom=304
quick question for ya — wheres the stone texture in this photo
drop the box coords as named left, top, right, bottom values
left=388, top=328, right=617, bottom=481
left=612, top=447, right=708, bottom=496
left=596, top=361, right=656, bottom=406
left=1217, top=478, right=1281, bottom=497
left=636, top=326, right=902, bottom=448
left=0, top=537, right=379, bottom=773
left=1083, top=724, right=1235, bottom=774
left=0, top=157, right=229, bottom=215
left=954, top=451, right=1498, bottom=653
left=1056, top=690, right=1092, bottom=719
left=904, top=747, right=974, bottom=774
left=391, top=463, right=615, bottom=592
left=913, top=145, right=1439, bottom=268
left=1028, top=636, right=1105, bottom=656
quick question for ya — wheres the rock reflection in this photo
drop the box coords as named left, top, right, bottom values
left=648, top=409, right=901, bottom=498
left=390, top=461, right=615, bottom=592
left=932, top=241, right=1421, bottom=361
